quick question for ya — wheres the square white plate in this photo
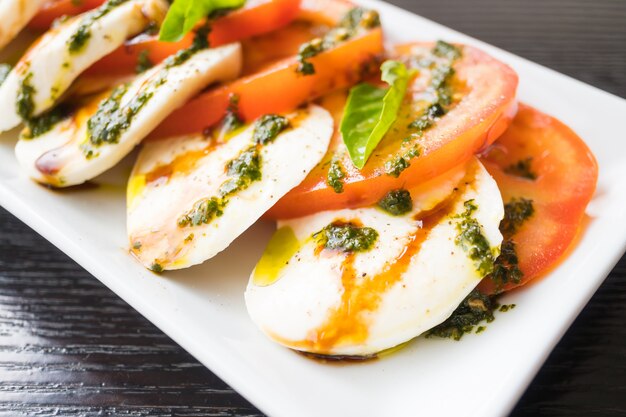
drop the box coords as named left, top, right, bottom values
left=2, top=1, right=626, bottom=416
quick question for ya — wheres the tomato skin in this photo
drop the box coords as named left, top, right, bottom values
left=149, top=26, right=384, bottom=139
left=478, top=104, right=598, bottom=295
left=29, top=0, right=105, bottom=29
left=267, top=42, right=519, bottom=219
left=85, top=0, right=302, bottom=77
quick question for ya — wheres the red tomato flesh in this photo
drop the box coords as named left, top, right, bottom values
left=149, top=25, right=384, bottom=139
left=478, top=104, right=598, bottom=294
left=85, top=0, right=302, bottom=77
left=267, top=42, right=519, bottom=219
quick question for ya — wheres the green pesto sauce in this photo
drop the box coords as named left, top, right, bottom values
left=16, top=72, right=36, bottom=121
left=164, top=24, right=210, bottom=68
left=378, top=189, right=413, bottom=216
left=253, top=114, right=290, bottom=145
left=85, top=83, right=129, bottom=146
left=500, top=198, right=534, bottom=237
left=85, top=26, right=211, bottom=154
left=426, top=290, right=496, bottom=341
left=327, top=159, right=346, bottom=194
left=178, top=111, right=293, bottom=229
left=381, top=41, right=460, bottom=178
left=87, top=83, right=153, bottom=147
left=21, top=105, right=71, bottom=139
left=483, top=198, right=534, bottom=292
left=487, top=239, right=523, bottom=292
left=314, top=221, right=379, bottom=253
left=433, top=39, right=462, bottom=60
left=455, top=200, right=495, bottom=277
left=505, top=157, right=537, bottom=180
left=384, top=144, right=420, bottom=177
left=408, top=102, right=445, bottom=132
left=407, top=41, right=461, bottom=136
left=296, top=7, right=380, bottom=75
left=222, top=94, right=244, bottom=133
left=178, top=144, right=263, bottom=228
left=68, top=0, right=131, bottom=54
left=0, top=64, right=11, bottom=86
left=136, top=50, right=154, bottom=74
left=219, top=146, right=262, bottom=197
left=178, top=197, right=225, bottom=228
left=499, top=303, right=516, bottom=312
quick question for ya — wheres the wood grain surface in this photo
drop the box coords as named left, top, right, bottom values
left=1, top=0, right=625, bottom=416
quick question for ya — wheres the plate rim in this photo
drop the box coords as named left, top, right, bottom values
left=1, top=1, right=626, bottom=416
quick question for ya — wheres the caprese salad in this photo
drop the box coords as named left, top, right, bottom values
left=1, top=0, right=598, bottom=359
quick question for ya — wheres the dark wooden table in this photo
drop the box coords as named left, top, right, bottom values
left=1, top=0, right=625, bottom=416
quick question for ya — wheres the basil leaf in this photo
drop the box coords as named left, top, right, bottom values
left=340, top=60, right=411, bottom=169
left=159, top=0, right=245, bottom=42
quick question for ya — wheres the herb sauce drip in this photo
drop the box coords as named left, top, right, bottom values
left=454, top=199, right=495, bottom=277
left=16, top=72, right=36, bottom=121
left=382, top=41, right=462, bottom=178
left=136, top=50, right=154, bottom=74
left=426, top=290, right=497, bottom=340
left=384, top=145, right=420, bottom=177
left=218, top=147, right=262, bottom=197
left=178, top=197, right=224, bottom=228
left=21, top=105, right=72, bottom=140
left=327, top=159, right=346, bottom=193
left=15, top=68, right=69, bottom=138
left=178, top=113, right=290, bottom=228
left=505, top=157, right=537, bottom=180
left=378, top=189, right=413, bottom=215
left=485, top=198, right=534, bottom=292
left=314, top=221, right=379, bottom=253
left=407, top=41, right=462, bottom=136
left=500, top=198, right=534, bottom=236
left=221, top=94, right=244, bottom=133
left=253, top=114, right=290, bottom=145
left=68, top=0, right=132, bottom=54
left=296, top=7, right=380, bottom=75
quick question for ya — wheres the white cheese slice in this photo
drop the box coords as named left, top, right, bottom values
left=15, top=43, right=242, bottom=186
left=127, top=105, right=334, bottom=271
left=0, top=0, right=168, bottom=132
left=245, top=158, right=504, bottom=356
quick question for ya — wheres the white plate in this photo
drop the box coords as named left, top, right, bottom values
left=1, top=1, right=626, bottom=416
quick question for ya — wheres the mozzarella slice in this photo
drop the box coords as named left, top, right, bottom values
left=127, top=105, right=334, bottom=271
left=15, top=43, right=242, bottom=187
left=0, top=0, right=46, bottom=51
left=245, top=158, right=504, bottom=357
left=0, top=0, right=168, bottom=132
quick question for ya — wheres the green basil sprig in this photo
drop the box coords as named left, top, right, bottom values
left=159, top=0, right=246, bottom=42
left=340, top=60, right=413, bottom=169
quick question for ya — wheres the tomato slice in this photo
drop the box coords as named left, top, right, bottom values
left=149, top=23, right=384, bottom=139
left=477, top=104, right=598, bottom=295
left=240, top=20, right=330, bottom=75
left=298, top=0, right=355, bottom=25
left=29, top=0, right=105, bottom=29
left=267, top=42, right=519, bottom=219
left=85, top=0, right=302, bottom=77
